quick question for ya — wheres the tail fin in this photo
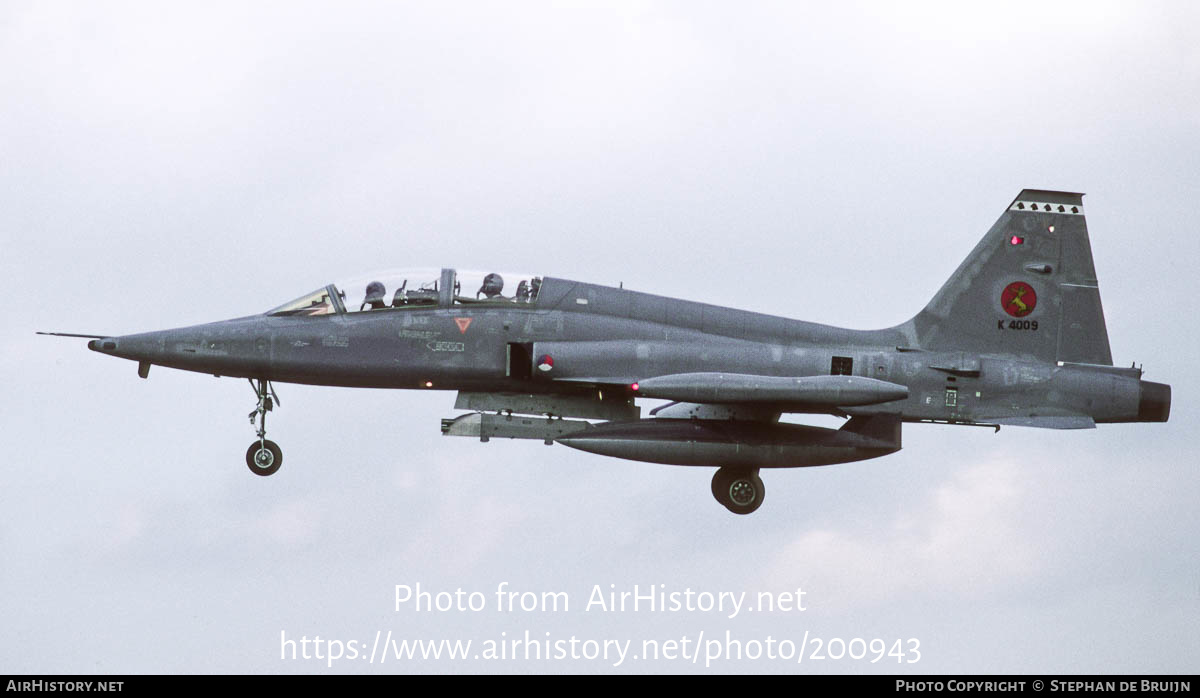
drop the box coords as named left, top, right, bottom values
left=903, top=189, right=1113, bottom=365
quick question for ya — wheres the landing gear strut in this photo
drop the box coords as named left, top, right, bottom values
left=246, top=378, right=283, bottom=476
left=711, top=467, right=765, bottom=515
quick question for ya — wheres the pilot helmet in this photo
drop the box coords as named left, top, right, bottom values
left=480, top=273, right=504, bottom=298
left=365, top=280, right=386, bottom=303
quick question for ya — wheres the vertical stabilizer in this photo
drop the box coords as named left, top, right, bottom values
left=902, top=190, right=1113, bottom=365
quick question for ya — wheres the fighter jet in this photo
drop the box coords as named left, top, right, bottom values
left=41, top=190, right=1170, bottom=514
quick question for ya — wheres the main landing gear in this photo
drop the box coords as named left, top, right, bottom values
left=246, top=378, right=283, bottom=476
left=711, top=467, right=765, bottom=515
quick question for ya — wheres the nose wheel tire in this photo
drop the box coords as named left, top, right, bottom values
left=711, top=467, right=765, bottom=515
left=246, top=440, right=283, bottom=476
left=245, top=379, right=283, bottom=476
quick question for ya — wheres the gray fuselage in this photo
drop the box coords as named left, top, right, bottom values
left=89, top=274, right=1167, bottom=428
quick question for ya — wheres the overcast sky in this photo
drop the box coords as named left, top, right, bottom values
left=3, top=1, right=1197, bottom=674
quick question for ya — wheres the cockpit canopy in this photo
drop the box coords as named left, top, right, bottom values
left=267, top=268, right=544, bottom=317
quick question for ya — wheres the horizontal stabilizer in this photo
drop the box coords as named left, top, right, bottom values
left=987, top=415, right=1096, bottom=430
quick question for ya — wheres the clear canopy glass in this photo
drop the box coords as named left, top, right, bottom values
left=267, top=268, right=544, bottom=316
left=339, top=268, right=444, bottom=311
left=451, top=270, right=542, bottom=305
left=267, top=286, right=341, bottom=316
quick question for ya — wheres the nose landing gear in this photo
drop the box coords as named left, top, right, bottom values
left=246, top=378, right=283, bottom=476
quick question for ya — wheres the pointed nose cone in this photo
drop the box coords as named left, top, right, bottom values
left=84, top=316, right=272, bottom=379
left=86, top=332, right=166, bottom=363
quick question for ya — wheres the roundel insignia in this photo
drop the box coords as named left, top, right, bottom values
left=537, top=355, right=554, bottom=372
left=1001, top=281, right=1037, bottom=317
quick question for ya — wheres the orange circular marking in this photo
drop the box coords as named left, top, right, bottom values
left=1001, top=281, right=1037, bottom=317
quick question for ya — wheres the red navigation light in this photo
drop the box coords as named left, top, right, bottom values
left=631, top=382, right=640, bottom=392
left=1010, top=236, right=1024, bottom=245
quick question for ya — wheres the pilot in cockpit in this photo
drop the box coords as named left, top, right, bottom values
left=477, top=273, right=504, bottom=299
left=361, top=281, right=387, bottom=310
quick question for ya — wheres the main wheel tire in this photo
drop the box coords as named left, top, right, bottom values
left=246, top=439, right=283, bottom=476
left=711, top=467, right=764, bottom=515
